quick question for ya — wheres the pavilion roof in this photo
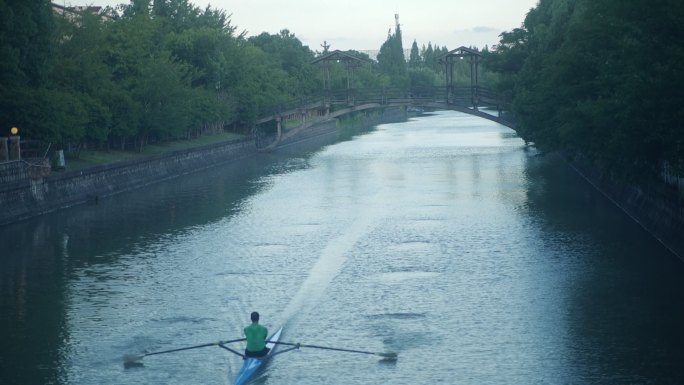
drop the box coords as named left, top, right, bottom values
left=311, top=50, right=370, bottom=65
left=438, top=46, right=482, bottom=62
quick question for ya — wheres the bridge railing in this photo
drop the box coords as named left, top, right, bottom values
left=255, top=85, right=508, bottom=122
left=256, top=94, right=324, bottom=118
left=326, top=87, right=449, bottom=106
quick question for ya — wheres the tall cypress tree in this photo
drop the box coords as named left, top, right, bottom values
left=409, top=40, right=420, bottom=68
left=377, top=14, right=408, bottom=87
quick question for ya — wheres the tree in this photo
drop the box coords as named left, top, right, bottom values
left=0, top=0, right=55, bottom=88
left=52, top=10, right=115, bottom=145
left=422, top=43, right=434, bottom=69
left=486, top=0, right=684, bottom=177
left=231, top=44, right=292, bottom=125
left=409, top=40, right=420, bottom=68
left=377, top=15, right=408, bottom=88
left=248, top=30, right=317, bottom=97
left=0, top=0, right=56, bottom=139
left=409, top=67, right=439, bottom=89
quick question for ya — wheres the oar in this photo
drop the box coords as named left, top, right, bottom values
left=272, top=341, right=397, bottom=359
left=124, top=338, right=246, bottom=364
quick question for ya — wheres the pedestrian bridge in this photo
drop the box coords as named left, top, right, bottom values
left=254, top=85, right=515, bottom=151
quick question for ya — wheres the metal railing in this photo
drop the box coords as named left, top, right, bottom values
left=255, top=85, right=508, bottom=122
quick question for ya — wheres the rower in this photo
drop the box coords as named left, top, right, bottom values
left=244, top=311, right=270, bottom=358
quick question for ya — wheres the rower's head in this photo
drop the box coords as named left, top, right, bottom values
left=251, top=311, right=260, bottom=323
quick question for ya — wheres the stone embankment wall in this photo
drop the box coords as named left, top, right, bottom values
left=0, top=138, right=256, bottom=225
left=0, top=110, right=405, bottom=226
left=278, top=119, right=338, bottom=147
left=278, top=108, right=407, bottom=148
left=566, top=155, right=684, bottom=260
left=0, top=161, right=28, bottom=183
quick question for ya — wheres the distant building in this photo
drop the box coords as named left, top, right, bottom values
left=51, top=3, right=113, bottom=21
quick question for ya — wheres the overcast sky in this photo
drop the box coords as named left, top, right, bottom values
left=84, top=0, right=538, bottom=51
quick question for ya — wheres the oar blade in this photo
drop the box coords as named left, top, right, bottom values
left=376, top=352, right=398, bottom=360
left=123, top=353, right=144, bottom=363
left=123, top=353, right=147, bottom=369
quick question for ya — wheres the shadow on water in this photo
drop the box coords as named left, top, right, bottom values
left=0, top=229, right=69, bottom=385
left=123, top=361, right=145, bottom=369
left=522, top=153, right=684, bottom=383
left=0, top=152, right=288, bottom=385
left=0, top=124, right=382, bottom=385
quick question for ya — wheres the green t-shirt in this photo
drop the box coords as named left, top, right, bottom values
left=244, top=323, right=268, bottom=352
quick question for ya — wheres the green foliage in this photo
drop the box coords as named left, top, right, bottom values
left=377, top=20, right=408, bottom=88
left=408, top=67, right=440, bottom=89
left=132, top=50, right=194, bottom=141
left=409, top=40, right=421, bottom=68
left=354, top=60, right=387, bottom=89
left=232, top=44, right=293, bottom=124
left=421, top=43, right=435, bottom=69
left=0, top=0, right=325, bottom=153
left=0, top=0, right=55, bottom=88
left=248, top=30, right=318, bottom=96
left=3, top=88, right=88, bottom=146
left=487, top=0, right=684, bottom=177
left=0, top=0, right=60, bottom=139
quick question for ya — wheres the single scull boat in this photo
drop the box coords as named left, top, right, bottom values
left=233, top=327, right=283, bottom=385
left=123, top=326, right=396, bottom=381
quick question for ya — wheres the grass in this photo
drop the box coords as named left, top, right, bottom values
left=63, top=131, right=245, bottom=171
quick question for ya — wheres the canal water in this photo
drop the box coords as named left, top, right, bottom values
left=2, top=111, right=683, bottom=385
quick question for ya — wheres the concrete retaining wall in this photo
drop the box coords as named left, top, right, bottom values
left=0, top=161, right=28, bottom=184
left=0, top=111, right=395, bottom=226
left=279, top=119, right=338, bottom=147
left=0, top=138, right=256, bottom=225
left=566, top=155, right=684, bottom=260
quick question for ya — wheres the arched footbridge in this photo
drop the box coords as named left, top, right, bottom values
left=254, top=86, right=516, bottom=151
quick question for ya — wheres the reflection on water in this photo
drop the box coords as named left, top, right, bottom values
left=2, top=111, right=683, bottom=385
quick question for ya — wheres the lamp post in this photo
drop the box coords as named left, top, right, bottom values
left=8, top=127, right=20, bottom=160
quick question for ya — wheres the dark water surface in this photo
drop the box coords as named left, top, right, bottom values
left=2, top=111, right=683, bottom=385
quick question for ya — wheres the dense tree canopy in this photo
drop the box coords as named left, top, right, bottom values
left=0, top=0, right=321, bottom=152
left=485, top=0, right=684, bottom=178
left=1, top=2, right=469, bottom=157
left=248, top=29, right=319, bottom=97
